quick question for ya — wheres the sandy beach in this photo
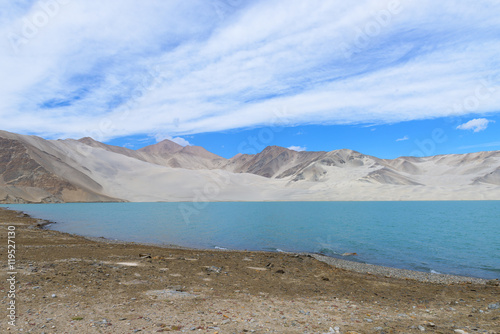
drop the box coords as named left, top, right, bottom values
left=1, top=207, right=499, bottom=333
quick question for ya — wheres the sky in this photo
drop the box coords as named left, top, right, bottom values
left=1, top=0, right=499, bottom=159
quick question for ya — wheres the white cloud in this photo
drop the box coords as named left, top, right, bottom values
left=456, top=118, right=494, bottom=133
left=0, top=0, right=499, bottom=140
left=396, top=136, right=409, bottom=142
left=153, top=133, right=191, bottom=146
left=169, top=137, right=192, bottom=146
left=288, top=146, right=307, bottom=152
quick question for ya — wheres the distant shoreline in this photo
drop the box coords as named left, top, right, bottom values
left=2, top=199, right=500, bottom=205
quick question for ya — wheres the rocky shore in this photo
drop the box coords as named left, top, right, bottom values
left=0, top=207, right=499, bottom=333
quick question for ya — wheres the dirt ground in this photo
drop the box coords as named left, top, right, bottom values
left=1, top=207, right=499, bottom=333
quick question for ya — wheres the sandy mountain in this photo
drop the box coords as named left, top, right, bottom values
left=474, top=167, right=500, bottom=185
left=78, top=138, right=227, bottom=170
left=1, top=130, right=499, bottom=203
left=138, top=139, right=183, bottom=155
left=225, top=146, right=326, bottom=178
left=0, top=131, right=119, bottom=203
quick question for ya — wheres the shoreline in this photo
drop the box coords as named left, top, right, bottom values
left=1, top=207, right=499, bottom=333
left=4, top=207, right=493, bottom=284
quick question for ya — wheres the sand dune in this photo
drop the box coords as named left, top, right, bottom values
left=1, top=130, right=499, bottom=203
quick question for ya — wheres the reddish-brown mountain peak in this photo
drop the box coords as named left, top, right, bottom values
left=77, top=137, right=103, bottom=147
left=260, top=145, right=290, bottom=154
left=138, top=139, right=183, bottom=155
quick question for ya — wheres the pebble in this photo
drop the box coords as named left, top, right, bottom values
left=418, top=325, right=426, bottom=331
left=51, top=294, right=56, bottom=298
left=312, top=254, right=488, bottom=284
left=488, top=302, right=499, bottom=310
left=206, top=266, right=222, bottom=273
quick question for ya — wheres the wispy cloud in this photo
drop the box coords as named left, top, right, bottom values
left=1, top=0, right=499, bottom=141
left=396, top=135, right=409, bottom=142
left=458, top=141, right=500, bottom=150
left=153, top=133, right=192, bottom=146
left=288, top=145, right=307, bottom=152
left=456, top=118, right=495, bottom=133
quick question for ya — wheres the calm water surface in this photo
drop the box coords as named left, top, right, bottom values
left=2, top=201, right=499, bottom=279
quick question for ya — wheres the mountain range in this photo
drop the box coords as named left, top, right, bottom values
left=1, top=129, right=499, bottom=203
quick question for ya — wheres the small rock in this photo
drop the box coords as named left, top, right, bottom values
left=275, top=269, right=285, bottom=274
left=427, top=322, right=436, bottom=327
left=365, top=318, right=373, bottom=323
left=51, top=294, right=56, bottom=298
left=418, top=325, right=426, bottom=331
left=486, top=279, right=499, bottom=286
left=206, top=266, right=222, bottom=274
left=488, top=302, right=500, bottom=310
left=454, top=330, right=469, bottom=334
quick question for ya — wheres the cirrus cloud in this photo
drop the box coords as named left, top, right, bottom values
left=0, top=0, right=499, bottom=141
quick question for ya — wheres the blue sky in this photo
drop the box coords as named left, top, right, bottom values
left=1, top=0, right=499, bottom=159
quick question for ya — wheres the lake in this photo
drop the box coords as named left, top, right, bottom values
left=2, top=201, right=499, bottom=279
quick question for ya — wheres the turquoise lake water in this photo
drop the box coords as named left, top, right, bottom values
left=2, top=201, right=499, bottom=279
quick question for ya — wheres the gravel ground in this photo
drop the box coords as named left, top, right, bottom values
left=1, top=207, right=499, bottom=334
left=310, top=254, right=488, bottom=285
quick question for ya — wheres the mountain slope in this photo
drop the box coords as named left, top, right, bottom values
left=79, top=138, right=227, bottom=170
left=225, top=146, right=326, bottom=178
left=0, top=131, right=119, bottom=203
left=1, top=130, right=499, bottom=203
